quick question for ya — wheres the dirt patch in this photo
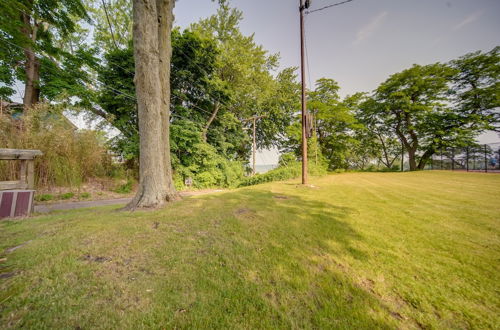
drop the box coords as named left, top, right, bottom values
left=360, top=278, right=375, bottom=293
left=36, top=178, right=135, bottom=204
left=390, top=311, right=404, bottom=320
left=272, top=195, right=289, bottom=200
left=5, top=240, right=32, bottom=254
left=0, top=271, right=16, bottom=279
left=235, top=208, right=253, bottom=215
left=80, top=255, right=111, bottom=263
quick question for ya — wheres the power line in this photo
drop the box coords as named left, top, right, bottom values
left=7, top=5, right=239, bottom=125
left=0, top=40, right=214, bottom=129
left=306, top=0, right=354, bottom=14
left=0, top=37, right=216, bottom=116
left=0, top=15, right=250, bottom=134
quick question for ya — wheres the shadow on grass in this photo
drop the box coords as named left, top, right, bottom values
left=0, top=188, right=399, bottom=328
left=173, top=189, right=396, bottom=328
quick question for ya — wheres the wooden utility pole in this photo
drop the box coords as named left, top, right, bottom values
left=299, top=0, right=310, bottom=184
left=243, top=115, right=266, bottom=175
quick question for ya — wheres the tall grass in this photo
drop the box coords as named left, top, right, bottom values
left=0, top=104, right=116, bottom=188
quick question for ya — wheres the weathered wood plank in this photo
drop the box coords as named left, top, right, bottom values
left=0, top=181, right=28, bottom=190
left=0, top=149, right=43, bottom=160
left=20, top=160, right=27, bottom=183
left=27, top=161, right=35, bottom=189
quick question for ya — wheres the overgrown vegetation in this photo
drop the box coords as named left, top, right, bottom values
left=0, top=104, right=117, bottom=188
left=1, top=171, right=498, bottom=328
left=239, top=161, right=327, bottom=187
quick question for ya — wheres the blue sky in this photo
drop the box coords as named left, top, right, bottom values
left=173, top=0, right=500, bottom=164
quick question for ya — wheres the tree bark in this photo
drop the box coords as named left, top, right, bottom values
left=157, top=0, right=179, bottom=202
left=126, top=0, right=178, bottom=209
left=392, top=109, right=420, bottom=171
left=201, top=102, right=220, bottom=142
left=21, top=9, right=40, bottom=109
left=417, top=148, right=435, bottom=170
left=23, top=49, right=40, bottom=108
left=375, top=130, right=396, bottom=168
left=407, top=148, right=418, bottom=171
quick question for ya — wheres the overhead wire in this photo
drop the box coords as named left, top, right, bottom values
left=0, top=36, right=217, bottom=118
left=306, top=0, right=354, bottom=14
left=2, top=6, right=255, bottom=134
left=0, top=37, right=207, bottom=127
left=8, top=5, right=260, bottom=138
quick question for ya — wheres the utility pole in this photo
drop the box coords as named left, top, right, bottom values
left=299, top=0, right=310, bottom=184
left=243, top=115, right=266, bottom=176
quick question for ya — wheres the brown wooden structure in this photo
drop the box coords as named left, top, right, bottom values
left=0, top=149, right=42, bottom=218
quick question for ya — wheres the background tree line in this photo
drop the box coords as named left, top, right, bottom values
left=0, top=0, right=498, bottom=191
left=282, top=48, right=499, bottom=172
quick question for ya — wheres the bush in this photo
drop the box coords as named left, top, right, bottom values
left=239, top=161, right=327, bottom=187
left=173, top=143, right=245, bottom=190
left=0, top=104, right=119, bottom=188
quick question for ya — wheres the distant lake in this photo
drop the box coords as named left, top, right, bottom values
left=255, top=164, right=277, bottom=174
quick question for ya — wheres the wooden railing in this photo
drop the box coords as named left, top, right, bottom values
left=0, top=149, right=43, bottom=191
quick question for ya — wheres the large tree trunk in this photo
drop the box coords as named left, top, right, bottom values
left=126, top=0, right=178, bottom=209
left=157, top=0, right=179, bottom=202
left=406, top=148, right=417, bottom=171
left=21, top=10, right=40, bottom=109
left=23, top=50, right=40, bottom=108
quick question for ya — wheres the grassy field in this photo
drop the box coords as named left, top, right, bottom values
left=1, top=171, right=499, bottom=329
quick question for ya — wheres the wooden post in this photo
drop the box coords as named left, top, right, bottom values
left=20, top=160, right=27, bottom=183
left=27, top=161, right=35, bottom=189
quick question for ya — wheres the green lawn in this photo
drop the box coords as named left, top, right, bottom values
left=1, top=171, right=499, bottom=329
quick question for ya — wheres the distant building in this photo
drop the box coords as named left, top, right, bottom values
left=0, top=100, right=77, bottom=130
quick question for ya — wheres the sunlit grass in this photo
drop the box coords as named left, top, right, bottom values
left=1, top=171, right=498, bottom=328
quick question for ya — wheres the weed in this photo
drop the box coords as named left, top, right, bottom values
left=114, top=180, right=133, bottom=194
left=59, top=192, right=74, bottom=200
left=35, top=194, right=54, bottom=202
left=79, top=192, right=91, bottom=199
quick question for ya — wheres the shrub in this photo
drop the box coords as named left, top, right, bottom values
left=173, top=142, right=245, bottom=190
left=239, top=161, right=327, bottom=187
